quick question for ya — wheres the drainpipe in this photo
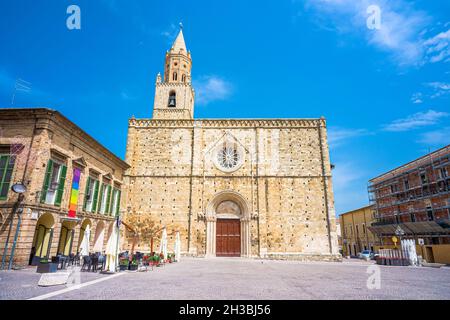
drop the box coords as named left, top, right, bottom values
left=8, top=118, right=37, bottom=269
left=1, top=202, right=17, bottom=270
left=2, top=118, right=37, bottom=269
left=8, top=195, right=24, bottom=269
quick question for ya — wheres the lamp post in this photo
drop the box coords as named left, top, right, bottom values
left=2, top=183, right=27, bottom=270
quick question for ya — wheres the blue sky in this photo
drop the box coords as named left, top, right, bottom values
left=0, top=0, right=449, bottom=215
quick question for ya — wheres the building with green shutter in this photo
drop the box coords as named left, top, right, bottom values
left=0, top=108, right=129, bottom=267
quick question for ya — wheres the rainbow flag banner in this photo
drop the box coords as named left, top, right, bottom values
left=68, top=168, right=81, bottom=218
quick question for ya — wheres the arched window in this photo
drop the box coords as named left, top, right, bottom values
left=182, top=74, right=186, bottom=82
left=168, top=91, right=176, bottom=107
left=173, top=72, right=177, bottom=81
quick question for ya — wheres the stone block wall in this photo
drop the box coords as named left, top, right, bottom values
left=124, top=118, right=340, bottom=260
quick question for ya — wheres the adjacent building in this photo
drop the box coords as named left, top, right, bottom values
left=339, top=205, right=378, bottom=256
left=0, top=108, right=129, bottom=267
left=368, top=145, right=450, bottom=263
left=123, top=28, right=340, bottom=261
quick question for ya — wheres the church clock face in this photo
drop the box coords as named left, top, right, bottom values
left=214, top=144, right=244, bottom=173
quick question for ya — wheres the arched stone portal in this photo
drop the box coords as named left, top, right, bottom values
left=205, top=191, right=251, bottom=257
left=30, top=213, right=55, bottom=262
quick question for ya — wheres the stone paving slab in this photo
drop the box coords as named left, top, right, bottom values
left=0, top=266, right=110, bottom=300
left=50, top=258, right=450, bottom=300
left=1, top=259, right=450, bottom=300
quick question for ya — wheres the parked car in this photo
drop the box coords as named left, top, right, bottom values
left=358, top=250, right=374, bottom=260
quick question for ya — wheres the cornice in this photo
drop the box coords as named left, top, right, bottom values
left=156, top=82, right=194, bottom=88
left=129, top=118, right=326, bottom=129
left=0, top=108, right=130, bottom=170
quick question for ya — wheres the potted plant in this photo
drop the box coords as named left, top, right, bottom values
left=129, top=258, right=139, bottom=271
left=36, top=258, right=58, bottom=273
left=152, top=254, right=161, bottom=267
left=119, top=258, right=129, bottom=271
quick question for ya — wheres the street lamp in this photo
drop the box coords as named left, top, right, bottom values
left=1, top=182, right=27, bottom=270
left=11, top=183, right=27, bottom=194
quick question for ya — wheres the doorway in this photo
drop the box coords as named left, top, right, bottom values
left=30, top=213, right=54, bottom=264
left=216, top=219, right=241, bottom=257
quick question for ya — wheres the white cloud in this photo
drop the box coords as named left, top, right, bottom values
left=327, top=127, right=370, bottom=149
left=301, top=0, right=450, bottom=66
left=383, top=109, right=449, bottom=132
left=120, top=90, right=136, bottom=101
left=193, top=75, right=233, bottom=105
left=423, top=29, right=450, bottom=63
left=411, top=92, right=423, bottom=104
left=161, top=23, right=179, bottom=44
left=417, top=127, right=450, bottom=146
left=426, top=82, right=450, bottom=98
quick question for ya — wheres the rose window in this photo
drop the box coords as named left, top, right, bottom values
left=214, top=144, right=243, bottom=172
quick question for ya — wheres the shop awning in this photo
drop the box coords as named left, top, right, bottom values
left=368, top=221, right=450, bottom=236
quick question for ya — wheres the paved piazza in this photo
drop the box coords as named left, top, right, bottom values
left=1, top=258, right=449, bottom=300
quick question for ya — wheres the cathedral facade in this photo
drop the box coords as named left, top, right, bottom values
left=123, top=29, right=340, bottom=261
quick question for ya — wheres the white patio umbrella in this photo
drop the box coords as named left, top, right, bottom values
left=79, top=224, right=90, bottom=256
left=174, top=232, right=181, bottom=262
left=105, top=223, right=119, bottom=272
left=159, top=227, right=168, bottom=260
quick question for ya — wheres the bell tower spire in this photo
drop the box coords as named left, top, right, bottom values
left=152, top=23, right=195, bottom=119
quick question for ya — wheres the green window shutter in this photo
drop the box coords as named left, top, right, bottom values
left=97, top=183, right=105, bottom=213
left=83, top=176, right=91, bottom=211
left=115, top=190, right=121, bottom=217
left=0, top=155, right=15, bottom=200
left=92, top=180, right=100, bottom=212
left=54, top=165, right=67, bottom=206
left=105, top=185, right=112, bottom=214
left=40, top=159, right=53, bottom=203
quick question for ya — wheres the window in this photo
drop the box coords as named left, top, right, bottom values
left=404, top=179, right=409, bottom=190
left=440, top=167, right=448, bottom=179
left=182, top=74, right=186, bottom=82
left=420, top=173, right=428, bottom=185
left=83, top=176, right=100, bottom=213
left=173, top=72, right=177, bottom=81
left=362, top=223, right=366, bottom=235
left=214, top=143, right=244, bottom=173
left=168, top=91, right=176, bottom=107
left=41, top=159, right=67, bottom=206
left=0, top=153, right=15, bottom=200
left=427, top=207, right=434, bottom=221
left=111, top=188, right=121, bottom=216
left=356, top=225, right=359, bottom=236
left=98, top=183, right=112, bottom=215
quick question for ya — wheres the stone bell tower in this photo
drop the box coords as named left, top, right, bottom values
left=152, top=25, right=195, bottom=119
